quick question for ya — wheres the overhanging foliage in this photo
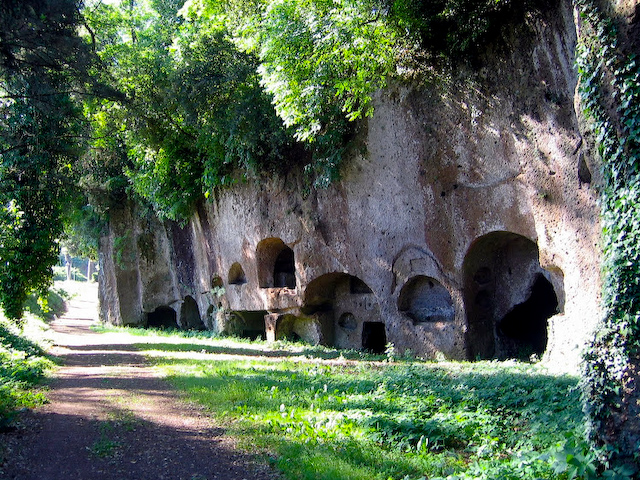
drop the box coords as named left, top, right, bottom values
left=0, top=0, right=91, bottom=319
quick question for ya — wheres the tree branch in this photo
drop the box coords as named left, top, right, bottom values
left=0, top=144, right=26, bottom=156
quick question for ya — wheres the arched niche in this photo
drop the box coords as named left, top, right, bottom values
left=180, top=295, right=205, bottom=330
left=256, top=238, right=296, bottom=289
left=398, top=276, right=455, bottom=323
left=265, top=313, right=325, bottom=344
left=303, top=272, right=379, bottom=351
left=391, top=246, right=442, bottom=292
left=146, top=305, right=178, bottom=329
left=338, top=312, right=357, bottom=331
left=228, top=262, right=247, bottom=285
left=303, top=273, right=373, bottom=312
left=211, top=274, right=223, bottom=289
left=463, top=231, right=561, bottom=360
left=274, top=247, right=295, bottom=288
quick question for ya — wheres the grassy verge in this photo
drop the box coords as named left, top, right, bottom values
left=107, top=327, right=614, bottom=480
left=22, top=284, right=68, bottom=322
left=0, top=283, right=70, bottom=429
left=0, top=311, right=54, bottom=430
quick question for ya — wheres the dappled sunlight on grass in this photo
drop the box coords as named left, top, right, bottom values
left=0, top=313, right=53, bottom=428
left=91, top=326, right=595, bottom=480
left=158, top=357, right=583, bottom=479
left=97, top=324, right=378, bottom=362
left=136, top=342, right=375, bottom=365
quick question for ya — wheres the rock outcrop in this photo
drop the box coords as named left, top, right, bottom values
left=98, top=0, right=602, bottom=372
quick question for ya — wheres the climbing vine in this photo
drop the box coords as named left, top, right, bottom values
left=575, top=0, right=640, bottom=472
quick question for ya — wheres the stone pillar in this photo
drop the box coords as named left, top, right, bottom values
left=264, top=313, right=279, bottom=342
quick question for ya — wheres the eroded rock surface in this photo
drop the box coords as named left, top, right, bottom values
left=99, top=0, right=602, bottom=372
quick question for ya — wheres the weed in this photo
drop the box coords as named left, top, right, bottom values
left=88, top=435, right=120, bottom=458
left=107, top=408, right=138, bottom=432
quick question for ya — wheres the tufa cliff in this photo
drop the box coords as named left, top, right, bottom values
left=98, top=0, right=603, bottom=372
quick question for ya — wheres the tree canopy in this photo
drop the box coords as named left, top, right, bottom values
left=0, top=0, right=91, bottom=318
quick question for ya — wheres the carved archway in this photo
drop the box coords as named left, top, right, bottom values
left=463, top=231, right=560, bottom=360
left=180, top=295, right=205, bottom=330
left=303, top=272, right=379, bottom=351
left=228, top=262, right=247, bottom=285
left=256, top=238, right=296, bottom=288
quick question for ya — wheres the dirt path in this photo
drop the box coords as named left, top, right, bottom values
left=1, top=285, right=280, bottom=480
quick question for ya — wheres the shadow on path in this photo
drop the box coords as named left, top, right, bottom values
left=1, top=285, right=281, bottom=480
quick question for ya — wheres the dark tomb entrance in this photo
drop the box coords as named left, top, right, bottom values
left=362, top=321, right=386, bottom=354
left=463, top=231, right=562, bottom=360
left=274, top=247, right=296, bottom=288
left=257, top=238, right=297, bottom=288
left=497, top=274, right=558, bottom=359
left=180, top=296, right=205, bottom=330
left=147, top=306, right=178, bottom=329
left=228, top=262, right=247, bottom=285
left=237, top=311, right=268, bottom=340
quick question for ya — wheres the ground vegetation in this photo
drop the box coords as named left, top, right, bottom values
left=104, top=327, right=626, bottom=480
left=0, top=306, right=55, bottom=431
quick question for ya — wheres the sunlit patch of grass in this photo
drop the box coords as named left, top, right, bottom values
left=135, top=336, right=584, bottom=479
left=85, top=326, right=601, bottom=479
left=0, top=313, right=53, bottom=429
left=107, top=407, right=139, bottom=432
left=88, top=434, right=121, bottom=458
left=97, top=324, right=380, bottom=362
left=23, top=287, right=69, bottom=323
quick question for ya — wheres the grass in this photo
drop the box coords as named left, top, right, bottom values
left=2, top=285, right=628, bottom=479
left=0, top=310, right=53, bottom=430
left=88, top=432, right=121, bottom=458
left=95, top=326, right=616, bottom=480
left=106, top=406, right=139, bottom=432
left=23, top=285, right=69, bottom=322
left=163, top=359, right=581, bottom=479
left=88, top=409, right=139, bottom=458
left=0, top=282, right=88, bottom=430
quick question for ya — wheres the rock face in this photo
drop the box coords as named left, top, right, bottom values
left=98, top=0, right=602, bottom=372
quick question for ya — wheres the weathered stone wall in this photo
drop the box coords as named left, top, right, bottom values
left=98, top=0, right=602, bottom=372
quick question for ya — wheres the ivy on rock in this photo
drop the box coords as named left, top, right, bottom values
left=575, top=0, right=640, bottom=473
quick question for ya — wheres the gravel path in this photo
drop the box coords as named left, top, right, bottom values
left=0, top=285, right=281, bottom=480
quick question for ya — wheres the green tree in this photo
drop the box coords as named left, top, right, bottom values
left=0, top=79, right=84, bottom=319
left=180, top=0, right=546, bottom=187
left=83, top=0, right=296, bottom=220
left=0, top=0, right=91, bottom=319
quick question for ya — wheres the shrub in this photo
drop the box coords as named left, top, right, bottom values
left=0, top=317, right=52, bottom=428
